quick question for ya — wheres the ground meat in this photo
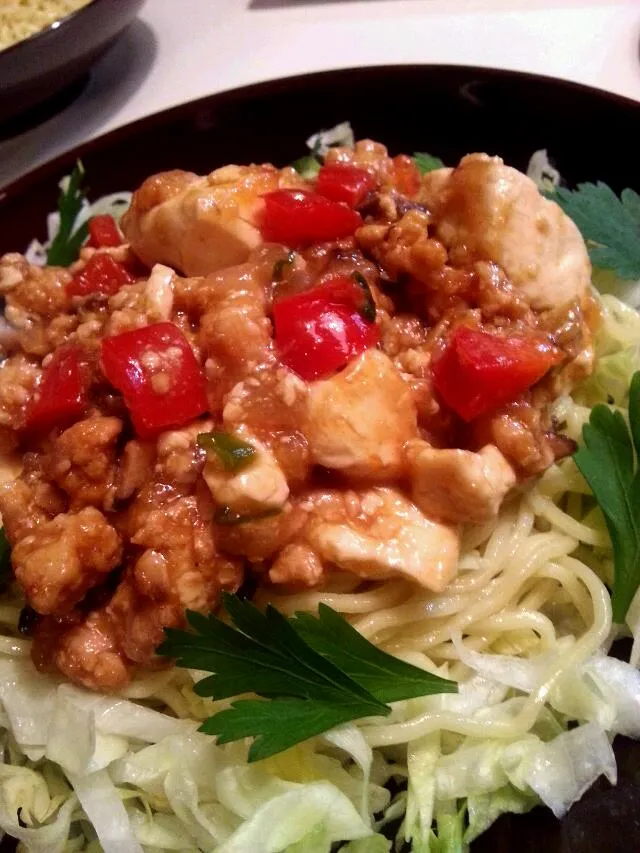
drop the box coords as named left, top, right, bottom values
left=128, top=488, right=224, bottom=608
left=324, top=139, right=396, bottom=187
left=357, top=209, right=448, bottom=286
left=154, top=421, right=209, bottom=485
left=43, top=610, right=131, bottom=691
left=1, top=256, right=77, bottom=356
left=11, top=506, right=122, bottom=614
left=379, top=312, right=429, bottom=359
left=469, top=398, right=565, bottom=477
left=214, top=500, right=307, bottom=562
left=115, top=440, right=156, bottom=501
left=268, top=542, right=324, bottom=587
left=0, top=477, right=66, bottom=541
left=45, top=416, right=122, bottom=510
left=199, top=269, right=273, bottom=367
left=0, top=354, right=41, bottom=429
left=104, top=265, right=176, bottom=337
left=104, top=578, right=180, bottom=666
left=266, top=430, right=311, bottom=489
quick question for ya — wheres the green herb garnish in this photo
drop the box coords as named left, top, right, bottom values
left=573, top=372, right=640, bottom=622
left=413, top=152, right=445, bottom=175
left=292, top=155, right=322, bottom=180
left=46, top=161, right=89, bottom=267
left=552, top=182, right=640, bottom=280
left=272, top=251, right=296, bottom=282
left=353, top=272, right=376, bottom=323
left=197, top=431, right=256, bottom=472
left=292, top=604, right=455, bottom=704
left=159, top=594, right=456, bottom=761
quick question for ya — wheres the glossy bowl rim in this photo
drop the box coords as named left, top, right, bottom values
left=1, top=62, right=639, bottom=202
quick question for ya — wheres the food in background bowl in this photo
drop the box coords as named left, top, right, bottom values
left=0, top=0, right=92, bottom=51
left=0, top=125, right=639, bottom=852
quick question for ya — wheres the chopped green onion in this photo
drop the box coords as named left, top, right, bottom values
left=197, top=432, right=256, bottom=472
left=272, top=251, right=296, bottom=282
left=353, top=272, right=376, bottom=322
left=292, top=155, right=322, bottom=179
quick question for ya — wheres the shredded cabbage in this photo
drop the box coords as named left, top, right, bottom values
left=306, top=122, right=355, bottom=157
left=24, top=186, right=132, bottom=267
left=70, top=770, right=142, bottom=853
left=526, top=149, right=561, bottom=193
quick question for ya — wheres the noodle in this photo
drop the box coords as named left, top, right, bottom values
left=528, top=492, right=609, bottom=547
left=253, top=467, right=614, bottom=755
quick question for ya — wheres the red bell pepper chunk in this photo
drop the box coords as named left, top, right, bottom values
left=432, top=326, right=562, bottom=422
left=261, top=189, right=362, bottom=246
left=26, top=346, right=90, bottom=433
left=316, top=164, right=376, bottom=207
left=67, top=253, right=134, bottom=298
left=391, top=155, right=421, bottom=196
left=273, top=278, right=379, bottom=381
left=100, top=322, right=208, bottom=438
left=87, top=214, right=122, bottom=249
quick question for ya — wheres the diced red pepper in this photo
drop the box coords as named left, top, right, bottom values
left=26, top=346, right=90, bottom=433
left=273, top=279, right=379, bottom=381
left=87, top=214, right=122, bottom=249
left=391, top=155, right=421, bottom=196
left=261, top=189, right=362, bottom=246
left=100, top=322, right=208, bottom=438
left=67, top=253, right=134, bottom=298
left=432, top=326, right=563, bottom=422
left=316, top=164, right=376, bottom=207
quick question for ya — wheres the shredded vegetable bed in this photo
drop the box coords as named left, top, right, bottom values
left=0, top=128, right=639, bottom=853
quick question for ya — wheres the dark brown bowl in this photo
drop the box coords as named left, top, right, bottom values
left=0, top=0, right=146, bottom=124
left=0, top=66, right=639, bottom=853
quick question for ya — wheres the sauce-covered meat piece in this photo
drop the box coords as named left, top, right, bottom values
left=419, top=154, right=591, bottom=311
left=304, top=487, right=459, bottom=592
left=407, top=441, right=516, bottom=525
left=0, top=139, right=597, bottom=691
left=121, top=164, right=305, bottom=276
left=11, top=506, right=122, bottom=614
left=304, top=349, right=417, bottom=479
left=45, top=416, right=122, bottom=510
left=0, top=254, right=76, bottom=356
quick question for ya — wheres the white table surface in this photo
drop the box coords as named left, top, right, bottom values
left=0, top=0, right=638, bottom=188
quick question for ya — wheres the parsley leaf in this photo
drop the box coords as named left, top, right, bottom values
left=293, top=603, right=456, bottom=703
left=197, top=431, right=256, bottom=471
left=201, top=697, right=372, bottom=761
left=46, top=161, right=89, bottom=267
left=414, top=152, right=445, bottom=175
left=159, top=593, right=456, bottom=761
left=573, top=371, right=640, bottom=622
left=553, top=182, right=640, bottom=281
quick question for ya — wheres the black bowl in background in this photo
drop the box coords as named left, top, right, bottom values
left=0, top=64, right=639, bottom=256
left=0, top=65, right=639, bottom=852
left=0, top=0, right=146, bottom=125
